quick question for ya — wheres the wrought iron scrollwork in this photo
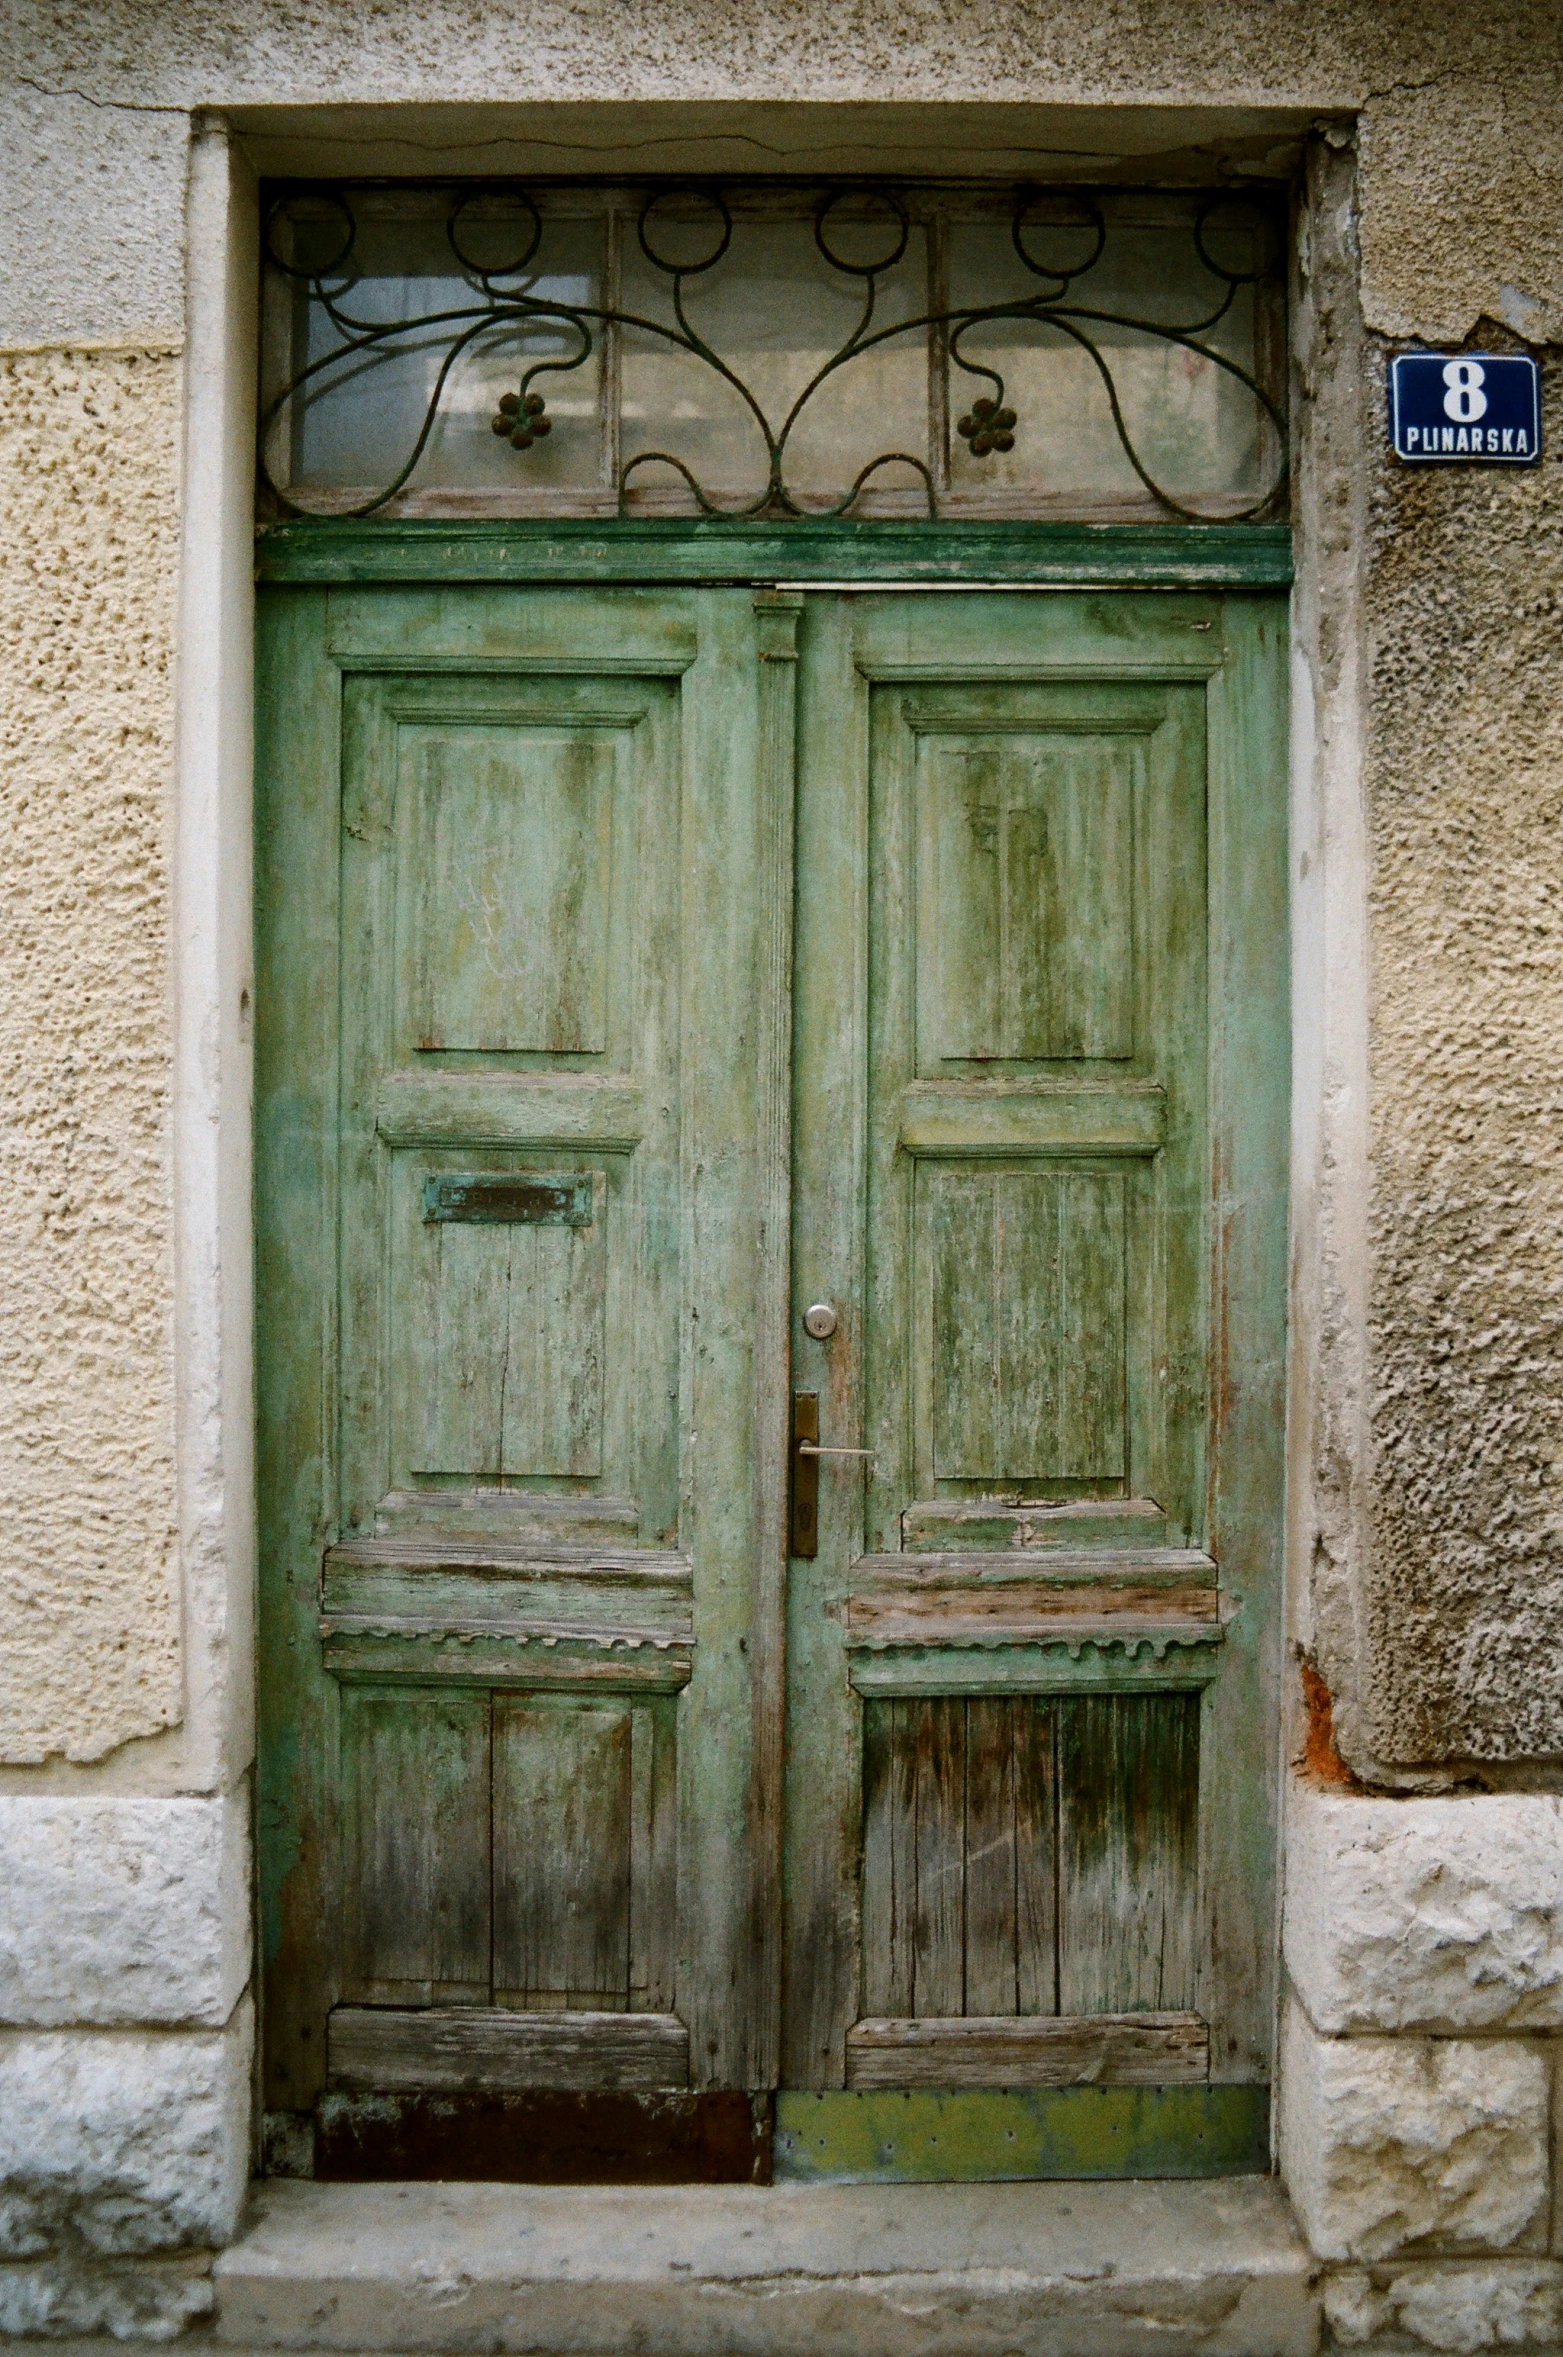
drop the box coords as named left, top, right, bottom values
left=261, top=183, right=1286, bottom=522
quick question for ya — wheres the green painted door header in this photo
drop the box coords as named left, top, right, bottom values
left=254, top=517, right=1293, bottom=588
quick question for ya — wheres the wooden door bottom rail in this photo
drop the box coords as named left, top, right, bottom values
left=845, top=2012, right=1209, bottom=2089
left=310, top=2089, right=772, bottom=2184
left=330, top=2004, right=690, bottom=2093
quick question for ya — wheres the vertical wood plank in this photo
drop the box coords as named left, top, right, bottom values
left=860, top=1698, right=917, bottom=2018
left=963, top=1696, right=1018, bottom=2015
left=912, top=1696, right=966, bottom=2016
left=1015, top=1697, right=1060, bottom=2015
left=340, top=1686, right=492, bottom=2006
left=678, top=588, right=795, bottom=2090
left=1057, top=1692, right=1201, bottom=2016
left=628, top=1696, right=680, bottom=2012
left=493, top=1699, right=633, bottom=2008
left=735, top=589, right=802, bottom=2086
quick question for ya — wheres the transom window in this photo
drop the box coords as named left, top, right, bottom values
left=260, top=181, right=1286, bottom=523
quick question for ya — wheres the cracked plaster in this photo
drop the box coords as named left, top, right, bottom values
left=1, top=1, right=1563, bottom=341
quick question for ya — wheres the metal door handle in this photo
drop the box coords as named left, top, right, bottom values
left=792, top=1394, right=873, bottom=1558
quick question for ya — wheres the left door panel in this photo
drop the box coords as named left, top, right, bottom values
left=256, top=586, right=792, bottom=2166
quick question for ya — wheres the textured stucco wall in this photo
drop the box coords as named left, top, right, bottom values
left=1360, top=353, right=1563, bottom=1765
left=0, top=349, right=182, bottom=1766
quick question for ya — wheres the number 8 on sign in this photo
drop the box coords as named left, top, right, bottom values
left=1389, top=350, right=1538, bottom=463
left=1442, top=360, right=1489, bottom=423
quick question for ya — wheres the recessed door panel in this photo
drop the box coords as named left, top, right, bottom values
left=926, top=1164, right=1128, bottom=1484
left=919, top=728, right=1136, bottom=1065
left=404, top=726, right=617, bottom=1056
left=400, top=1161, right=609, bottom=1482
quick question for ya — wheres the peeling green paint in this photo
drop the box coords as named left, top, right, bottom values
left=774, top=2087, right=1270, bottom=2182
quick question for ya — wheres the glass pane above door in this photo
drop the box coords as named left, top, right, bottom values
left=260, top=182, right=1286, bottom=523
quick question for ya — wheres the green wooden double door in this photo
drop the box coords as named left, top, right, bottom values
left=256, top=575, right=1287, bottom=2181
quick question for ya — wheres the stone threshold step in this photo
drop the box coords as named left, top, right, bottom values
left=212, top=2175, right=1321, bottom=2357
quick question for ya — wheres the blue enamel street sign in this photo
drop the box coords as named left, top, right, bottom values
left=1389, top=351, right=1541, bottom=464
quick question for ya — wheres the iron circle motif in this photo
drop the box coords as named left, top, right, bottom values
left=1011, top=187, right=1106, bottom=285
left=804, top=1303, right=839, bottom=1340
left=1193, top=192, right=1273, bottom=287
left=638, top=187, right=733, bottom=277
left=814, top=188, right=909, bottom=278
left=265, top=189, right=356, bottom=283
left=448, top=188, right=544, bottom=283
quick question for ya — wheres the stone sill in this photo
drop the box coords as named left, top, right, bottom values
left=205, top=2174, right=1319, bottom=2357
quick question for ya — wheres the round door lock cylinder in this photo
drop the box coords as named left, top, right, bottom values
left=803, top=1302, right=839, bottom=1340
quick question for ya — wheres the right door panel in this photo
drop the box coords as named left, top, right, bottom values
left=784, top=590, right=1288, bottom=2136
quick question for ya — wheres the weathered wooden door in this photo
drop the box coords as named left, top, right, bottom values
left=256, top=566, right=1286, bottom=2180
left=257, top=584, right=800, bottom=2177
left=777, top=588, right=1286, bottom=2178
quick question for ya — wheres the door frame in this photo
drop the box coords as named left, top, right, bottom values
left=251, top=516, right=1289, bottom=2178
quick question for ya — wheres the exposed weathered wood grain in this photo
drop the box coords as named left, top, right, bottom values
left=329, top=2005, right=691, bottom=2092
left=339, top=1686, right=491, bottom=2006
left=920, top=728, right=1134, bottom=1061
left=1057, top=1692, right=1201, bottom=2016
left=493, top=1699, right=634, bottom=2006
left=854, top=1546, right=1215, bottom=1586
left=861, top=1695, right=1060, bottom=2025
left=900, top=1497, right=1169, bottom=1550
left=930, top=1166, right=1128, bottom=1484
left=847, top=1583, right=1219, bottom=1646
left=849, top=1643, right=1221, bottom=1697
left=963, top=1696, right=1019, bottom=2014
left=628, top=1695, right=680, bottom=2011
left=912, top=1697, right=967, bottom=2016
left=897, top=1083, right=1166, bottom=1158
left=1014, top=1698, right=1058, bottom=2014
left=321, top=1632, right=692, bottom=1689
left=845, top=2011, right=1208, bottom=2089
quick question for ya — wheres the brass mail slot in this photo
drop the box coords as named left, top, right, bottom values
left=421, top=1173, right=593, bottom=1226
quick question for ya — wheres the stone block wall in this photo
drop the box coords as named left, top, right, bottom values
left=0, top=1799, right=251, bottom=2337
left=1283, top=1781, right=1563, bottom=2353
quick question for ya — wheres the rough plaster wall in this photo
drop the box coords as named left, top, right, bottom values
left=1359, top=351, right=1563, bottom=1764
left=0, top=351, right=182, bottom=1763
